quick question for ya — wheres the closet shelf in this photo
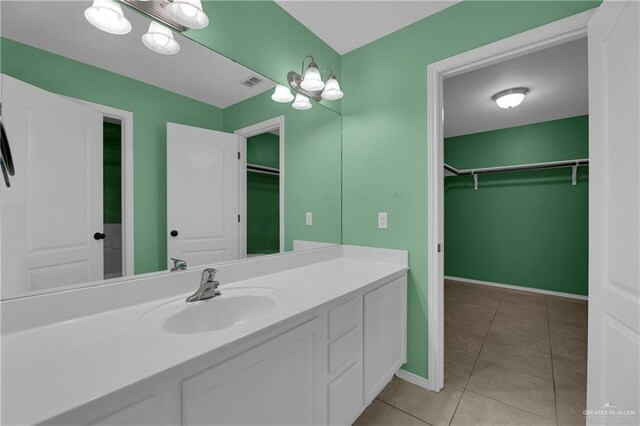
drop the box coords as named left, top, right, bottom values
left=444, top=158, right=589, bottom=190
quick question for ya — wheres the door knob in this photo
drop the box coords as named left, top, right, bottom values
left=170, top=230, right=179, bottom=237
left=93, top=232, right=106, bottom=240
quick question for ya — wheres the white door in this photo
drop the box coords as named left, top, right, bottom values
left=1, top=75, right=103, bottom=298
left=587, top=1, right=640, bottom=423
left=167, top=123, right=239, bottom=268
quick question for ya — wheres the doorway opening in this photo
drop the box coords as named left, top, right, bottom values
left=245, top=129, right=281, bottom=257
left=103, top=117, right=123, bottom=279
left=235, top=116, right=285, bottom=258
left=426, top=11, right=594, bottom=419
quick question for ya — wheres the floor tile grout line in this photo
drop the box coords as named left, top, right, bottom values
left=463, top=389, right=559, bottom=424
left=374, top=397, right=434, bottom=426
left=447, top=285, right=505, bottom=425
left=546, top=295, right=560, bottom=425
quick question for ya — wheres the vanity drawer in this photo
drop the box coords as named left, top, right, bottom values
left=327, top=361, right=363, bottom=426
left=328, top=296, right=361, bottom=341
left=328, top=326, right=361, bottom=374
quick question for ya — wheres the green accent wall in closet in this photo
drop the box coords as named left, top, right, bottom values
left=103, top=121, right=122, bottom=225
left=444, top=115, right=589, bottom=296
left=1, top=37, right=224, bottom=275
left=341, top=1, right=600, bottom=378
left=247, top=133, right=280, bottom=255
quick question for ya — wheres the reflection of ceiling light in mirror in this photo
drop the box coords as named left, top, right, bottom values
left=142, top=22, right=180, bottom=55
left=300, top=62, right=325, bottom=91
left=272, top=85, right=294, bottom=103
left=167, top=0, right=209, bottom=29
left=292, top=93, right=312, bottom=110
left=321, top=76, right=344, bottom=101
left=84, top=0, right=132, bottom=35
left=492, top=87, right=529, bottom=109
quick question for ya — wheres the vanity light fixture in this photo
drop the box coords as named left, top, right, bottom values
left=274, top=55, right=344, bottom=110
left=321, top=72, right=344, bottom=101
left=271, top=85, right=295, bottom=103
left=292, top=93, right=312, bottom=111
left=142, top=22, right=180, bottom=55
left=84, top=0, right=132, bottom=35
left=492, top=87, right=529, bottom=109
left=167, top=0, right=209, bottom=29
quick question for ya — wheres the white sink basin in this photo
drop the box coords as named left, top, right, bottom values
left=138, top=288, right=286, bottom=335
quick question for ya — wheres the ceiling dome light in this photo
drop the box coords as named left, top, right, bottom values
left=84, top=0, right=132, bottom=35
left=167, top=0, right=209, bottom=29
left=292, top=93, right=312, bottom=110
left=300, top=62, right=324, bottom=92
left=271, top=84, right=294, bottom=103
left=321, top=76, right=343, bottom=101
left=492, top=87, right=529, bottom=109
left=142, top=22, right=180, bottom=55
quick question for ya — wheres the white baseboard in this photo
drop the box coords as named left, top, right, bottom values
left=395, top=368, right=429, bottom=389
left=445, top=276, right=588, bottom=301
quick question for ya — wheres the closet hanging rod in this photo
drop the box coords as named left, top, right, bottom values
left=247, top=163, right=280, bottom=176
left=444, top=158, right=589, bottom=176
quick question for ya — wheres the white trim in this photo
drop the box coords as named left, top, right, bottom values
left=395, top=369, right=429, bottom=390
left=234, top=116, right=285, bottom=257
left=445, top=276, right=589, bottom=300
left=73, top=99, right=135, bottom=277
left=426, top=10, right=594, bottom=393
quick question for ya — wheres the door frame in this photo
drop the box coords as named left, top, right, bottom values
left=425, top=10, right=594, bottom=392
left=73, top=99, right=135, bottom=277
left=234, top=116, right=285, bottom=258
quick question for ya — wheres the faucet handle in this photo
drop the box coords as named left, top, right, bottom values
left=201, top=268, right=217, bottom=283
left=170, top=257, right=187, bottom=272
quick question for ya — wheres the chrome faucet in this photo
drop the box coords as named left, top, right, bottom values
left=170, top=258, right=187, bottom=272
left=186, top=268, right=221, bottom=302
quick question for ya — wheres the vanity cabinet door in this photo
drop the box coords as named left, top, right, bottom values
left=181, top=318, right=324, bottom=426
left=363, top=276, right=407, bottom=403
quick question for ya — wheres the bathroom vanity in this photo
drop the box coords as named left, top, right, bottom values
left=1, top=245, right=408, bottom=425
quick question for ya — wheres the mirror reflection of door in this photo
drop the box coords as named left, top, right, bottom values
left=246, top=130, right=281, bottom=257
left=166, top=123, right=239, bottom=268
left=1, top=75, right=126, bottom=298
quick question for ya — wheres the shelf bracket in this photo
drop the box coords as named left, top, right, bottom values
left=572, top=164, right=578, bottom=186
left=472, top=172, right=478, bottom=191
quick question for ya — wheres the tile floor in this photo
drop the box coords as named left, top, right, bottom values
left=354, top=280, right=588, bottom=426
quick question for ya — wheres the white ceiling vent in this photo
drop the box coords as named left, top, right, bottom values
left=241, top=76, right=263, bottom=87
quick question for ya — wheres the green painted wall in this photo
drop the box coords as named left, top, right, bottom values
left=445, top=116, right=589, bottom=296
left=185, top=1, right=342, bottom=113
left=247, top=133, right=279, bottom=169
left=341, top=1, right=600, bottom=379
left=1, top=38, right=224, bottom=274
left=247, top=133, right=280, bottom=255
left=103, top=121, right=122, bottom=225
left=224, top=91, right=343, bottom=250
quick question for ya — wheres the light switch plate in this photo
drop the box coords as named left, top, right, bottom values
left=378, top=212, right=388, bottom=229
left=305, top=212, right=313, bottom=226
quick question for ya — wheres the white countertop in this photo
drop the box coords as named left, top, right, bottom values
left=1, top=250, right=407, bottom=425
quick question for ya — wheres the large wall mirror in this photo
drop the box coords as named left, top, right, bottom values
left=0, top=1, right=342, bottom=300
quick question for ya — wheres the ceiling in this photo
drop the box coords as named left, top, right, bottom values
left=444, top=38, right=588, bottom=138
left=1, top=1, right=275, bottom=109
left=275, top=0, right=460, bottom=55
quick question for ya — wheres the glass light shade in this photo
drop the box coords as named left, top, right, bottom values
left=321, top=77, right=344, bottom=101
left=142, top=22, right=180, bottom=55
left=84, top=0, right=131, bottom=35
left=271, top=85, right=294, bottom=103
left=167, top=0, right=209, bottom=29
left=300, top=64, right=325, bottom=91
left=291, top=93, right=312, bottom=110
left=493, top=88, right=528, bottom=109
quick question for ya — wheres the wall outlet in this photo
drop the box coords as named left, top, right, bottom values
left=305, top=212, right=313, bottom=226
left=378, top=212, right=388, bottom=229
